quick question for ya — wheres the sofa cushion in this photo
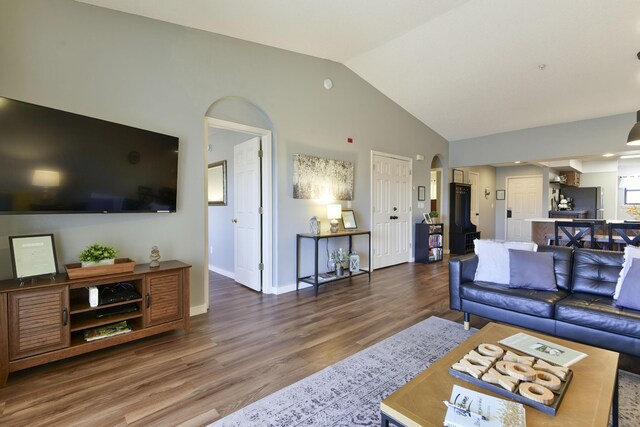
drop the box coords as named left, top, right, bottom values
left=616, top=259, right=640, bottom=310
left=614, top=245, right=640, bottom=299
left=571, top=248, right=622, bottom=297
left=537, top=245, right=573, bottom=291
left=461, top=282, right=569, bottom=318
left=474, top=239, right=537, bottom=285
left=509, top=249, right=556, bottom=290
left=556, top=293, right=640, bottom=339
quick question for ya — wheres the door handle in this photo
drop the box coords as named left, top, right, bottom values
left=232, top=218, right=238, bottom=223
left=62, top=308, right=68, bottom=326
left=146, top=293, right=151, bottom=308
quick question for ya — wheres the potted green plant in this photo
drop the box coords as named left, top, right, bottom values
left=429, top=210, right=439, bottom=221
left=329, top=248, right=349, bottom=276
left=79, top=243, right=118, bottom=268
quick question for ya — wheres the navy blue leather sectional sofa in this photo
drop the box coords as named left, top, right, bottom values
left=449, top=245, right=640, bottom=356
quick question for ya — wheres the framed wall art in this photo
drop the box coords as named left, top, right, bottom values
left=418, top=186, right=426, bottom=201
left=452, top=169, right=464, bottom=184
left=208, top=160, right=227, bottom=206
left=496, top=190, right=505, bottom=200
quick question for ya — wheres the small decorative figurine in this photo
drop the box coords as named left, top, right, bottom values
left=149, top=246, right=161, bottom=268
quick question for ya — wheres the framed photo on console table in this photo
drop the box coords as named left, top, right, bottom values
left=341, top=209, right=357, bottom=229
left=9, top=234, right=59, bottom=280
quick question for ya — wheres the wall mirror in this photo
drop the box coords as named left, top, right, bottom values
left=208, top=160, right=227, bottom=206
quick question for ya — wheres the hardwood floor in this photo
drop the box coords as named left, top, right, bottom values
left=0, top=258, right=633, bottom=426
left=0, top=259, right=473, bottom=426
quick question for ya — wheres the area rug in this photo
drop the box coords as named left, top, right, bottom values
left=210, top=317, right=640, bottom=426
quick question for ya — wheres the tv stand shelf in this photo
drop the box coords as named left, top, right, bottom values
left=0, top=260, right=190, bottom=387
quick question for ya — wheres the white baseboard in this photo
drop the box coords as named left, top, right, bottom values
left=209, top=265, right=235, bottom=279
left=190, top=303, right=208, bottom=316
left=273, top=282, right=312, bottom=294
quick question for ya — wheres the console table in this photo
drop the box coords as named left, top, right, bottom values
left=296, top=230, right=371, bottom=296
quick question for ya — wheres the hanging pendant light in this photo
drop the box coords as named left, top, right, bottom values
left=628, top=111, right=640, bottom=145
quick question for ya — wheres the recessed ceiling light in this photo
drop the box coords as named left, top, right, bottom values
left=514, top=160, right=521, bottom=164
left=620, top=154, right=640, bottom=159
left=602, top=153, right=615, bottom=157
left=538, top=64, right=547, bottom=71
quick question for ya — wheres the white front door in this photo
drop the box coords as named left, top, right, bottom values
left=469, top=171, right=480, bottom=227
left=234, top=137, right=261, bottom=291
left=506, top=176, right=542, bottom=242
left=372, top=153, right=411, bottom=269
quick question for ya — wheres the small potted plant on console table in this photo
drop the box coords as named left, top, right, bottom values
left=330, top=248, right=349, bottom=276
left=65, top=243, right=136, bottom=279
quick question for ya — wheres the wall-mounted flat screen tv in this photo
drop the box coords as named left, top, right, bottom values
left=0, top=96, right=179, bottom=214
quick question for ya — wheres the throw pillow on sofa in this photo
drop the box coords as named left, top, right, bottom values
left=615, top=258, right=640, bottom=310
left=474, top=239, right=538, bottom=285
left=614, top=245, right=640, bottom=299
left=508, top=249, right=557, bottom=290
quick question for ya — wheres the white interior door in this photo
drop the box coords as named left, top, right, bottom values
left=469, top=171, right=480, bottom=227
left=234, top=137, right=261, bottom=291
left=506, top=176, right=542, bottom=242
left=372, top=153, right=411, bottom=269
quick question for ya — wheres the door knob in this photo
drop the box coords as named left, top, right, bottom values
left=232, top=218, right=238, bottom=223
left=393, top=207, right=398, bottom=211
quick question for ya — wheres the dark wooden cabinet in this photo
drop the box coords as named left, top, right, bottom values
left=0, top=261, right=190, bottom=387
left=8, top=286, right=69, bottom=360
left=549, top=210, right=588, bottom=219
left=449, top=183, right=479, bottom=254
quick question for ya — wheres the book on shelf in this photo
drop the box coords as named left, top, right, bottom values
left=317, top=272, right=336, bottom=282
left=499, top=332, right=587, bottom=367
left=444, top=384, right=526, bottom=427
left=83, top=320, right=132, bottom=342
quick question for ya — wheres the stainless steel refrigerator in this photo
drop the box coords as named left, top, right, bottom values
left=561, top=186, right=604, bottom=219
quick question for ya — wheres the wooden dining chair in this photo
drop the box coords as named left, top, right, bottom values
left=555, top=221, right=595, bottom=249
left=608, top=222, right=640, bottom=251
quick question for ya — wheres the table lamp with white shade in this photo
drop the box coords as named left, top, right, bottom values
left=327, top=204, right=342, bottom=233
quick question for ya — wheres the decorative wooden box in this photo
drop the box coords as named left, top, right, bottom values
left=65, top=258, right=136, bottom=279
left=449, top=344, right=573, bottom=415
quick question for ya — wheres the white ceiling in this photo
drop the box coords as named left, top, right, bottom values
left=78, top=0, right=640, bottom=142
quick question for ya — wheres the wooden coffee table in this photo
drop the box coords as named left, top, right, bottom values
left=380, top=322, right=619, bottom=427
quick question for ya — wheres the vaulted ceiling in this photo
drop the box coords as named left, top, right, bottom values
left=78, top=0, right=640, bottom=142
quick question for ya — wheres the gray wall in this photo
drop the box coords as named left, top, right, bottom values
left=450, top=113, right=636, bottom=167
left=0, top=0, right=449, bottom=307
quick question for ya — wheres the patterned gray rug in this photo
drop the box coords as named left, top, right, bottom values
left=210, top=316, right=640, bottom=426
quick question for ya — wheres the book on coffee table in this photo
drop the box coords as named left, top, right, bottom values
left=499, top=332, right=587, bottom=367
left=443, top=384, right=525, bottom=427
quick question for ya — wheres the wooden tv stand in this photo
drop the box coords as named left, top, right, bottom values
left=0, top=260, right=190, bottom=387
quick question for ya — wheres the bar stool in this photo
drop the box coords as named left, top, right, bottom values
left=555, top=221, right=595, bottom=249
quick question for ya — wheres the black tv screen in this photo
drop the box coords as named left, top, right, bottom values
left=0, top=96, right=179, bottom=214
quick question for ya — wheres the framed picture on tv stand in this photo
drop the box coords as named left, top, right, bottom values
left=9, top=234, right=59, bottom=281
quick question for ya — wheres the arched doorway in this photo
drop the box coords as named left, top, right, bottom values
left=204, top=97, right=275, bottom=308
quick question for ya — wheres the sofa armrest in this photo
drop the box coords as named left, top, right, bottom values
left=449, top=254, right=478, bottom=310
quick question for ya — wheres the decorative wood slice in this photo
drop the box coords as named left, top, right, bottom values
left=504, top=350, right=535, bottom=366
left=464, top=349, right=495, bottom=367
left=533, top=359, right=569, bottom=381
left=478, top=343, right=504, bottom=358
left=482, top=367, right=518, bottom=392
left=504, top=361, right=537, bottom=381
left=533, top=371, right=561, bottom=391
left=519, top=382, right=555, bottom=405
left=452, top=358, right=487, bottom=379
